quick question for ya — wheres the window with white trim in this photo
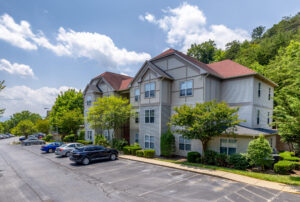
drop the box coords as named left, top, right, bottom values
left=268, top=88, right=271, bottom=100
left=145, top=135, right=154, bottom=149
left=87, top=131, right=93, bottom=140
left=258, top=82, right=261, bottom=97
left=135, top=134, right=139, bottom=143
left=257, top=110, right=260, bottom=125
left=135, top=89, right=140, bottom=102
left=104, top=130, right=110, bottom=141
left=220, top=138, right=237, bottom=155
left=135, top=112, right=139, bottom=123
left=180, top=80, right=193, bottom=96
left=145, top=109, right=154, bottom=123
left=86, top=96, right=92, bottom=106
left=179, top=136, right=191, bottom=151
left=145, top=82, right=155, bottom=98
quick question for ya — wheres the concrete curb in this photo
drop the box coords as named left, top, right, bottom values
left=119, top=155, right=300, bottom=194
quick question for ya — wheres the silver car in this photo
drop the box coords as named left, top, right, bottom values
left=55, top=143, right=84, bottom=157
left=22, top=137, right=45, bottom=146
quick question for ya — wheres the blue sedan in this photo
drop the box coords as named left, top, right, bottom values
left=41, top=142, right=64, bottom=153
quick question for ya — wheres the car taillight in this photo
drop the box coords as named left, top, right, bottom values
left=59, top=149, right=63, bottom=151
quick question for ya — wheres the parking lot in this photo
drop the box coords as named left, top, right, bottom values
left=0, top=138, right=299, bottom=202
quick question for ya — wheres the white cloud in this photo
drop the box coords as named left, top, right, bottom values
left=0, top=13, right=151, bottom=69
left=0, top=59, right=35, bottom=78
left=0, top=85, right=77, bottom=117
left=140, top=2, right=250, bottom=50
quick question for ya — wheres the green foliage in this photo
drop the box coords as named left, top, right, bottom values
left=78, top=130, right=85, bottom=140
left=0, top=80, right=5, bottom=117
left=187, top=40, right=217, bottom=63
left=202, top=150, right=218, bottom=165
left=224, top=40, right=241, bottom=60
left=94, top=134, right=109, bottom=147
left=63, top=134, right=76, bottom=142
left=111, top=138, right=128, bottom=151
left=251, top=26, right=266, bottom=40
left=279, top=152, right=300, bottom=161
left=274, top=160, right=297, bottom=174
left=43, top=134, right=53, bottom=142
left=144, top=149, right=155, bottom=158
left=123, top=146, right=131, bottom=155
left=76, top=140, right=92, bottom=144
left=136, top=150, right=144, bottom=157
left=11, top=120, right=37, bottom=138
left=0, top=122, right=3, bottom=133
left=87, top=96, right=133, bottom=138
left=49, top=89, right=83, bottom=134
left=35, top=119, right=49, bottom=134
left=215, top=153, right=228, bottom=167
left=247, top=135, right=273, bottom=170
left=228, top=153, right=249, bottom=170
left=169, top=101, right=241, bottom=152
left=187, top=152, right=201, bottom=163
left=130, top=146, right=142, bottom=155
left=160, top=130, right=175, bottom=157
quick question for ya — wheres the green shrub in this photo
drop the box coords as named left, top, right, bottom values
left=228, top=153, right=249, bottom=170
left=111, top=138, right=128, bottom=151
left=43, top=134, right=53, bottom=142
left=136, top=150, right=144, bottom=157
left=247, top=135, right=273, bottom=170
left=94, top=134, right=109, bottom=147
left=279, top=152, right=300, bottom=161
left=160, top=130, right=176, bottom=157
left=202, top=150, right=218, bottom=165
left=187, top=152, right=201, bottom=163
left=63, top=134, right=76, bottom=142
left=78, top=130, right=85, bottom=140
left=144, top=149, right=155, bottom=158
left=215, top=153, right=228, bottom=167
left=123, top=146, right=131, bottom=155
left=274, top=161, right=296, bottom=174
left=130, top=146, right=142, bottom=155
left=76, top=140, right=92, bottom=144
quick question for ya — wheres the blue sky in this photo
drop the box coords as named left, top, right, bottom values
left=0, top=0, right=299, bottom=119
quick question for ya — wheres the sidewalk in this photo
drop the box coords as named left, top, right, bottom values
left=119, top=154, right=300, bottom=194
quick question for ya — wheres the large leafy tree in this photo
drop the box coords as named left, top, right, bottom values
left=0, top=80, right=5, bottom=117
left=35, top=119, right=50, bottom=134
left=251, top=26, right=266, bottom=40
left=49, top=89, right=83, bottom=134
left=187, top=40, right=217, bottom=64
left=169, top=101, right=242, bottom=152
left=87, top=96, right=133, bottom=139
left=11, top=120, right=37, bottom=138
left=224, top=40, right=241, bottom=60
left=6, top=111, right=42, bottom=131
left=57, top=110, right=83, bottom=136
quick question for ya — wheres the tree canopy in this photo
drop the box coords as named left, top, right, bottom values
left=11, top=120, right=37, bottom=138
left=187, top=40, right=217, bottom=64
left=35, top=119, right=50, bottom=134
left=169, top=101, right=242, bottom=152
left=0, top=80, right=5, bottom=117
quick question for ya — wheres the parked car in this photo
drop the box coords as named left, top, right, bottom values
left=0, top=134, right=4, bottom=139
left=22, top=137, right=45, bottom=146
left=1, top=134, right=9, bottom=138
left=55, top=143, right=84, bottom=157
left=41, top=142, right=64, bottom=153
left=70, top=145, right=118, bottom=165
left=32, top=133, right=46, bottom=139
left=6, top=133, right=14, bottom=137
left=19, top=136, right=26, bottom=141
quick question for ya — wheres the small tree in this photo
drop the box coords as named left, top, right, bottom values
left=11, top=120, right=37, bottom=138
left=87, top=96, right=133, bottom=139
left=58, top=110, right=83, bottom=139
left=94, top=134, right=109, bottom=147
left=160, top=130, right=176, bottom=157
left=36, top=119, right=50, bottom=134
left=0, top=80, right=5, bottom=117
left=247, top=135, right=272, bottom=170
left=169, top=101, right=241, bottom=153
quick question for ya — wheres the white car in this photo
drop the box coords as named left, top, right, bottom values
left=55, top=143, right=84, bottom=157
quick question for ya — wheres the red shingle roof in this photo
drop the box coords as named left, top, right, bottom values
left=94, top=72, right=133, bottom=91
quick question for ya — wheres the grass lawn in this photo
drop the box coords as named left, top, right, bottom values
left=156, top=158, right=300, bottom=186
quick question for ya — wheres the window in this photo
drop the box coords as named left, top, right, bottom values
left=220, top=139, right=237, bottom=155
left=86, top=96, right=92, bottom=106
left=258, top=82, right=261, bottom=97
left=104, top=130, right=110, bottom=141
left=268, top=88, right=271, bottom=100
left=179, top=136, right=191, bottom=151
left=257, top=110, right=260, bottom=125
left=145, top=82, right=155, bottom=98
left=87, top=131, right=92, bottom=140
left=267, top=112, right=270, bottom=125
left=145, top=135, right=154, bottom=149
left=135, top=112, right=139, bottom=123
left=135, top=134, right=139, bottom=143
left=145, top=109, right=154, bottom=123
left=180, top=80, right=193, bottom=96
left=135, top=89, right=140, bottom=102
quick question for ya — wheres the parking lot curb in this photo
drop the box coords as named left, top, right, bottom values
left=119, top=155, right=300, bottom=194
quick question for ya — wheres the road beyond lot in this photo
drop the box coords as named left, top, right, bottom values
left=0, top=138, right=299, bottom=202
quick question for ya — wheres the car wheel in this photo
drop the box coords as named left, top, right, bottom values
left=65, top=152, right=71, bottom=157
left=110, top=153, right=116, bottom=161
left=82, top=157, right=90, bottom=165
left=49, top=148, right=53, bottom=153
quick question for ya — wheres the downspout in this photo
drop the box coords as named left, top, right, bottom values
left=159, top=77, right=165, bottom=156
left=203, top=73, right=210, bottom=102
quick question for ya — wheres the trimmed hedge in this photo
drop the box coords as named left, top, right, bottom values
left=63, top=134, right=76, bottom=142
left=203, top=150, right=218, bottom=165
left=279, top=152, right=300, bottom=162
left=228, top=153, right=249, bottom=170
left=136, top=150, right=144, bottom=157
left=43, top=134, right=53, bottom=142
left=274, top=161, right=297, bottom=174
left=187, top=152, right=201, bottom=163
left=130, top=146, right=142, bottom=155
left=216, top=153, right=228, bottom=167
left=144, top=149, right=155, bottom=158
left=76, top=140, right=92, bottom=144
left=123, top=146, right=131, bottom=155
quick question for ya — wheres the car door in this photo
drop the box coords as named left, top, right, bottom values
left=95, top=146, right=108, bottom=159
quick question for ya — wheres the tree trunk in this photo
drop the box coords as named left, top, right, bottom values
left=202, top=140, right=208, bottom=153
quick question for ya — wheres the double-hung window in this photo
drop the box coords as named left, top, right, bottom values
left=135, top=89, right=140, bottom=102
left=135, top=112, right=139, bottom=123
left=220, top=138, right=237, bottom=155
left=104, top=130, right=110, bottom=141
left=86, top=96, right=92, bottom=106
left=87, top=131, right=92, bottom=140
left=267, top=112, right=270, bottom=125
left=268, top=88, right=271, bottom=100
left=180, top=80, right=193, bottom=96
left=257, top=110, right=260, bottom=125
left=145, top=135, right=154, bottom=149
left=145, top=109, right=154, bottom=123
left=145, top=82, right=155, bottom=98
left=179, top=136, right=191, bottom=151
left=258, top=82, right=261, bottom=97
left=135, top=134, right=139, bottom=143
